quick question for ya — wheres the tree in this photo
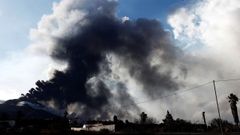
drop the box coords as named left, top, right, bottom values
left=140, top=112, right=147, bottom=124
left=228, top=93, right=239, bottom=125
left=113, top=115, right=118, bottom=123
left=64, top=111, right=68, bottom=119
left=146, top=117, right=158, bottom=124
left=163, top=111, right=174, bottom=123
left=162, top=111, right=174, bottom=132
left=210, top=118, right=233, bottom=130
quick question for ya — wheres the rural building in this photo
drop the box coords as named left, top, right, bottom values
left=71, top=123, right=115, bottom=132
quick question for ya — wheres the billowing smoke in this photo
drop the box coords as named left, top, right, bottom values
left=22, top=0, right=184, bottom=120
left=167, top=0, right=240, bottom=123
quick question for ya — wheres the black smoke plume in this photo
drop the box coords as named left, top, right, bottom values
left=22, top=0, right=182, bottom=120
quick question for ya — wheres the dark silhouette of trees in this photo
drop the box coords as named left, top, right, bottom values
left=140, top=112, right=147, bottom=124
left=210, top=118, right=223, bottom=128
left=228, top=93, right=239, bottom=125
left=146, top=117, right=158, bottom=124
left=163, top=110, right=174, bottom=124
left=112, top=115, right=123, bottom=124
left=162, top=111, right=205, bottom=132
left=113, top=115, right=118, bottom=123
left=64, top=111, right=68, bottom=119
left=210, top=118, right=233, bottom=132
left=174, top=118, right=194, bottom=132
left=162, top=111, right=174, bottom=131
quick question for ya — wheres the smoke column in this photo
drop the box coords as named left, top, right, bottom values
left=23, top=0, right=184, bottom=120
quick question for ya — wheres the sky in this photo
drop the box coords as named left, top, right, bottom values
left=1, top=0, right=240, bottom=123
left=0, top=0, right=59, bottom=100
left=0, top=0, right=58, bottom=57
left=0, top=0, right=189, bottom=58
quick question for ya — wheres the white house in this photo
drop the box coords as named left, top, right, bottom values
left=71, top=123, right=115, bottom=132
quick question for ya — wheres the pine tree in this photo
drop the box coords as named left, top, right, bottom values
left=140, top=112, right=147, bottom=124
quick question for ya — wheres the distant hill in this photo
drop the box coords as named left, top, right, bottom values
left=0, top=99, right=61, bottom=120
left=0, top=100, right=5, bottom=104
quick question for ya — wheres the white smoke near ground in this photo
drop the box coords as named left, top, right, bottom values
left=167, top=0, right=240, bottom=123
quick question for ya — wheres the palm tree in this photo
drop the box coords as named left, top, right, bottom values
left=228, top=93, right=239, bottom=125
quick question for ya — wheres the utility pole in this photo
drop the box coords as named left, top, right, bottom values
left=202, top=112, right=207, bottom=129
left=213, top=80, right=224, bottom=135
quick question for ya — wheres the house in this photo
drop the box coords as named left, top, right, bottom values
left=71, top=123, right=115, bottom=132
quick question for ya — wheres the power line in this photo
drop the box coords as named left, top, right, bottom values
left=215, top=78, right=240, bottom=82
left=122, top=81, right=212, bottom=108
left=122, top=77, right=240, bottom=108
left=117, top=77, right=240, bottom=132
left=134, top=81, right=212, bottom=105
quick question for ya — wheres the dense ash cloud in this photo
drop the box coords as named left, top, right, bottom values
left=23, top=0, right=183, bottom=120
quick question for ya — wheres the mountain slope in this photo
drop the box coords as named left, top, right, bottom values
left=0, top=99, right=61, bottom=120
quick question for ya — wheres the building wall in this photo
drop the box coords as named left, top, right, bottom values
left=71, top=124, right=115, bottom=132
